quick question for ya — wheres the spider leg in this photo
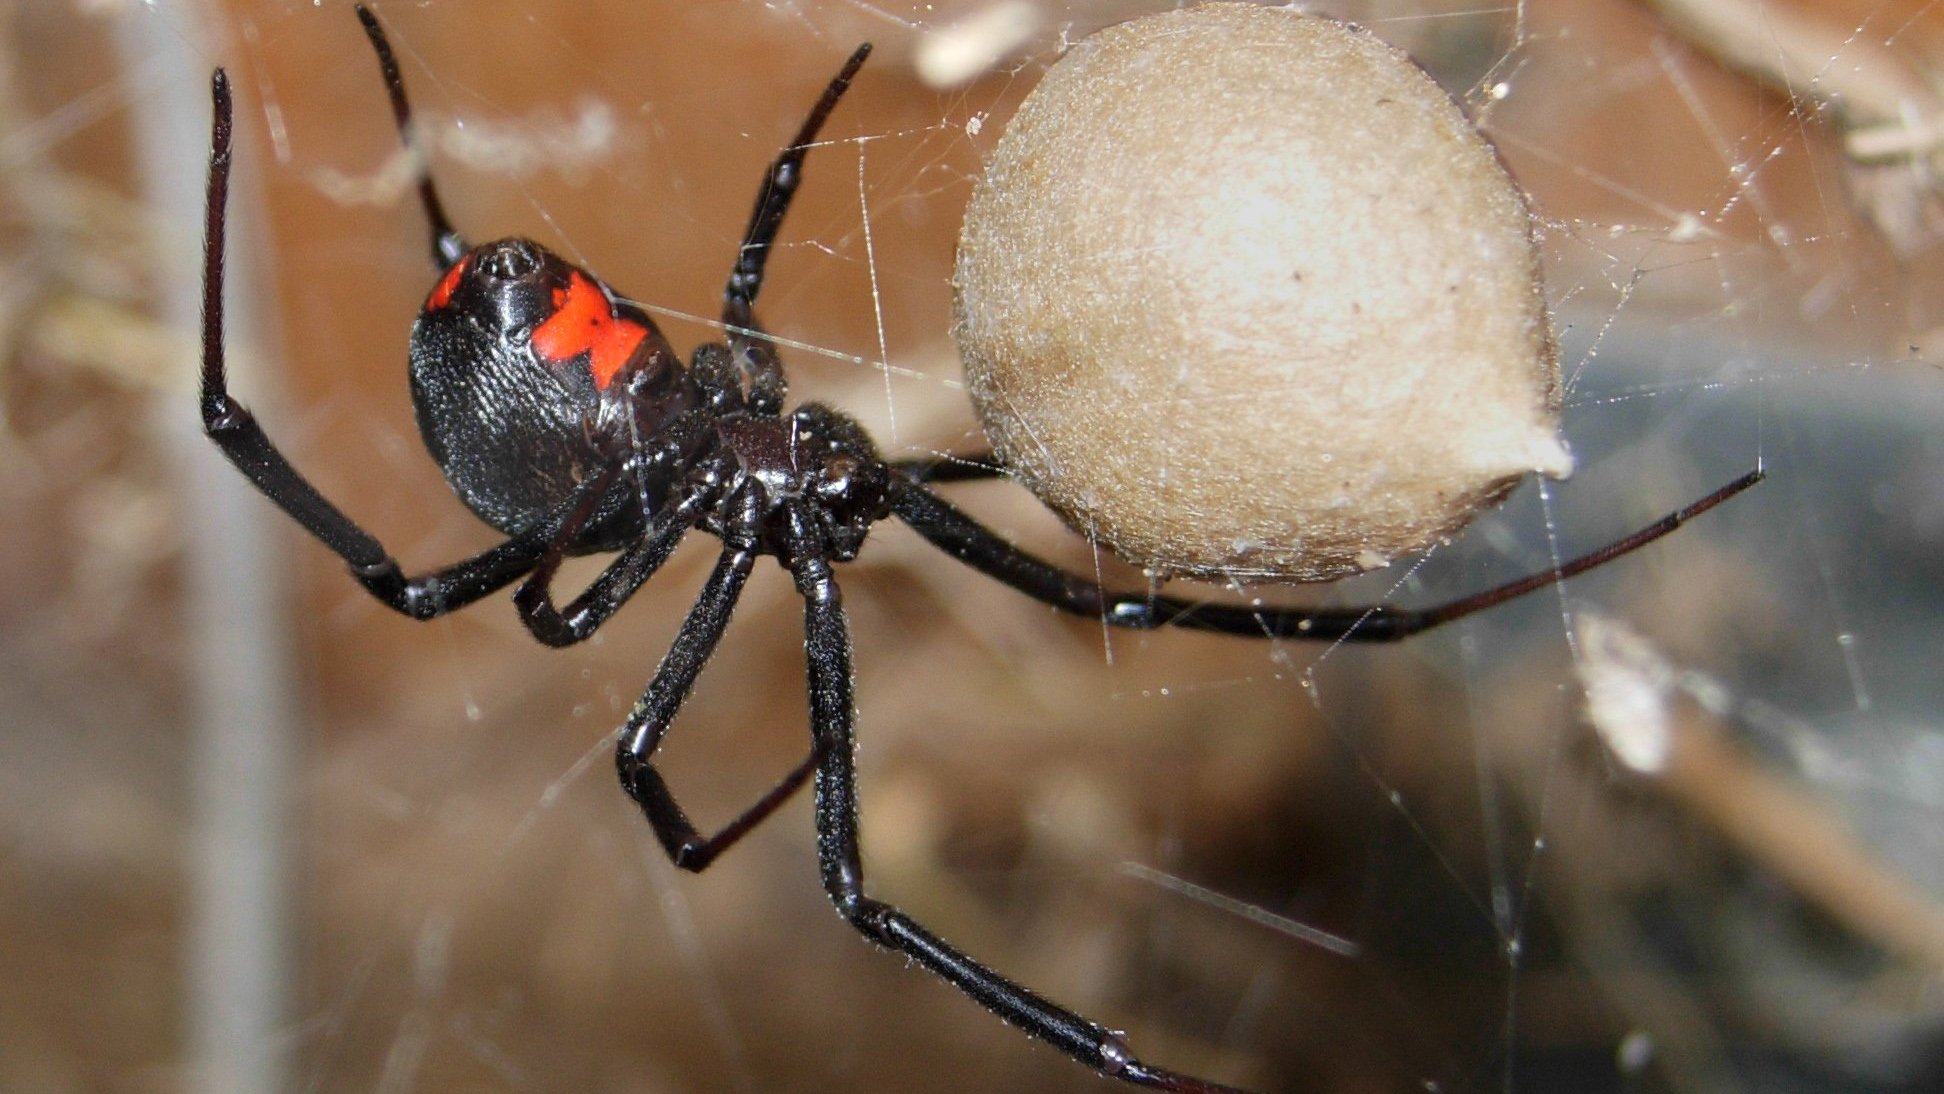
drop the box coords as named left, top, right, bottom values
left=783, top=509, right=1244, bottom=1093
left=631, top=745, right=819, bottom=874
left=890, top=470, right=1761, bottom=642
left=612, top=543, right=820, bottom=870
left=202, top=70, right=573, bottom=619
left=719, top=42, right=872, bottom=414
left=514, top=488, right=708, bottom=648
left=354, top=4, right=466, bottom=267
left=888, top=450, right=1004, bottom=483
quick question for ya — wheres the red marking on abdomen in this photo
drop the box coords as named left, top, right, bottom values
left=531, top=271, right=648, bottom=391
left=426, top=256, right=470, bottom=311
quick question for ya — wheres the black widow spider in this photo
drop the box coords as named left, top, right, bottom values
left=198, top=7, right=1759, bottom=1091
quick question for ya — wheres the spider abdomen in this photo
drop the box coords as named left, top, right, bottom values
left=408, top=238, right=688, bottom=549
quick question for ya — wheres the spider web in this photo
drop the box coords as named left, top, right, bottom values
left=3, top=1, right=1942, bottom=1091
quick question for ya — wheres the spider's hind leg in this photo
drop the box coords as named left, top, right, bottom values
left=719, top=42, right=872, bottom=415
left=200, top=68, right=589, bottom=620
left=354, top=4, right=467, bottom=267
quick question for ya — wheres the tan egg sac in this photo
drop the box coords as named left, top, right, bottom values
left=953, top=2, right=1571, bottom=583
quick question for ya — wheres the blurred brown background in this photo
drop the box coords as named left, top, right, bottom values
left=3, top=1, right=1941, bottom=1091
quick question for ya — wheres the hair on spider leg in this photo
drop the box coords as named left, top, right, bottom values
left=194, top=5, right=1759, bottom=1091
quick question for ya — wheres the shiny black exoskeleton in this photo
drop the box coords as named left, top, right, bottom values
left=193, top=8, right=1759, bottom=1092
left=408, top=234, right=888, bottom=562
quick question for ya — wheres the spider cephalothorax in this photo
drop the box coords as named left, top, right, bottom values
left=194, top=7, right=1756, bottom=1091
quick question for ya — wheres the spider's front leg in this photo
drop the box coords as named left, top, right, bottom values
left=890, top=471, right=1761, bottom=642
left=889, top=450, right=1005, bottom=482
left=780, top=504, right=1245, bottom=1093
